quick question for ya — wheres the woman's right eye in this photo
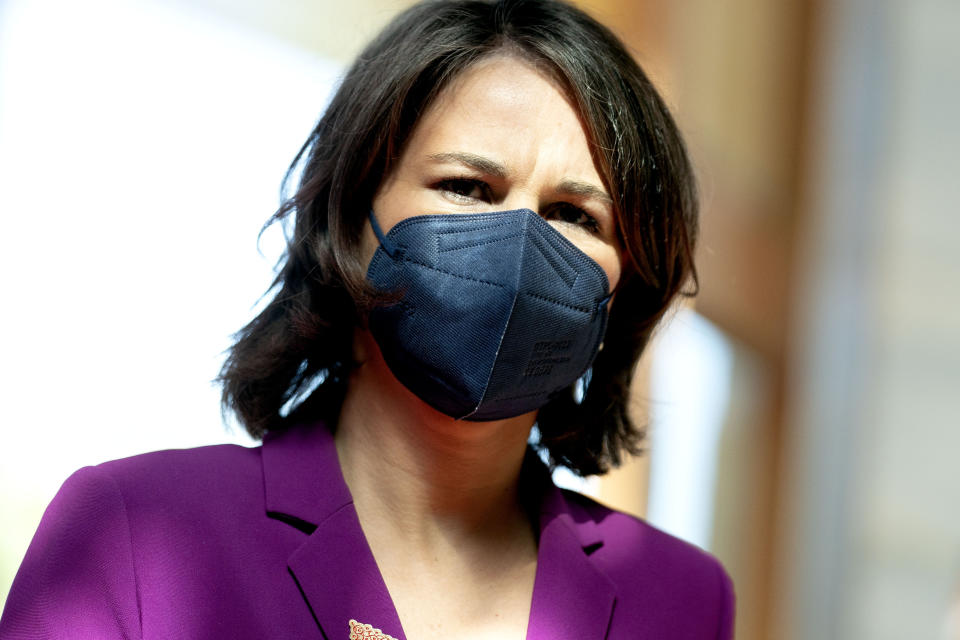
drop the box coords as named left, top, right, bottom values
left=435, top=178, right=490, bottom=202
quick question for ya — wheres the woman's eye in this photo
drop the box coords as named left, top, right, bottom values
left=436, top=178, right=490, bottom=202
left=542, top=203, right=600, bottom=233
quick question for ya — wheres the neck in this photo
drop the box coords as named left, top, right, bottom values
left=335, top=329, right=537, bottom=545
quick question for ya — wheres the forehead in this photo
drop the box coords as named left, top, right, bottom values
left=398, top=54, right=603, bottom=181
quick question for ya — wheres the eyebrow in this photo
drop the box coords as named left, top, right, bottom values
left=556, top=179, right=613, bottom=205
left=427, top=152, right=508, bottom=179
left=427, top=151, right=613, bottom=206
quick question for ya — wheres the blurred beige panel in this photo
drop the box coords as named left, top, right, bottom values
left=672, top=4, right=813, bottom=640
left=575, top=0, right=675, bottom=99
left=673, top=0, right=809, bottom=359
left=673, top=0, right=806, bottom=215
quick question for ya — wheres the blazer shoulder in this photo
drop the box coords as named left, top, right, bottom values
left=93, top=441, right=262, bottom=494
left=560, top=488, right=735, bottom=638
left=561, top=487, right=723, bottom=569
left=73, top=444, right=266, bottom=536
left=1, top=443, right=268, bottom=637
left=1, top=464, right=143, bottom=637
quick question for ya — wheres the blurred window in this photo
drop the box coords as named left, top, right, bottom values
left=645, top=309, right=733, bottom=550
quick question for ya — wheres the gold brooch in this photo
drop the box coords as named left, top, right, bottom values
left=349, top=619, right=399, bottom=640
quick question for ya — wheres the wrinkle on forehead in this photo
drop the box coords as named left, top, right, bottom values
left=417, top=57, right=601, bottom=184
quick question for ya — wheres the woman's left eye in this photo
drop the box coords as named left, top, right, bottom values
left=542, top=203, right=600, bottom=233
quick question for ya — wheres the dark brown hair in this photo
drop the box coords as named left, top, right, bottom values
left=219, top=0, right=698, bottom=476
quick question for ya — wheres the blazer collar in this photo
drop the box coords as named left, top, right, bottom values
left=263, top=422, right=407, bottom=639
left=523, top=452, right=617, bottom=640
left=262, top=422, right=615, bottom=640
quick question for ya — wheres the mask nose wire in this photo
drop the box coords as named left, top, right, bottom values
left=368, top=209, right=398, bottom=258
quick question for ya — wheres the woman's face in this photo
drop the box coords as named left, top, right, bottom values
left=366, top=55, right=623, bottom=290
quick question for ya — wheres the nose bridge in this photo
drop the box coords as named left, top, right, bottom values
left=501, top=188, right=541, bottom=216
left=499, top=156, right=564, bottom=216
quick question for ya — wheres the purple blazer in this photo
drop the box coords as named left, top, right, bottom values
left=1, top=423, right=734, bottom=639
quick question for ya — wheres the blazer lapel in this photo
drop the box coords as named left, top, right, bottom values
left=525, top=460, right=617, bottom=640
left=262, top=425, right=615, bottom=640
left=262, top=423, right=406, bottom=640
left=288, top=507, right=406, bottom=640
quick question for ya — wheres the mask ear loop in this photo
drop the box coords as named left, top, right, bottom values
left=597, top=292, right=613, bottom=312
left=368, top=209, right=398, bottom=258
left=595, top=292, right=613, bottom=352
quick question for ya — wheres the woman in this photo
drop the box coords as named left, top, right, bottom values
left=1, top=1, right=734, bottom=638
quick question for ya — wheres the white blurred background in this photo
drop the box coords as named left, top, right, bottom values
left=0, top=0, right=338, bottom=600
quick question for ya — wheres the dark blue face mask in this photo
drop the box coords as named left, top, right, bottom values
left=366, top=208, right=611, bottom=421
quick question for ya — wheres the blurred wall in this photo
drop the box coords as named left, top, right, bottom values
left=775, top=0, right=960, bottom=637
left=574, top=0, right=960, bottom=638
